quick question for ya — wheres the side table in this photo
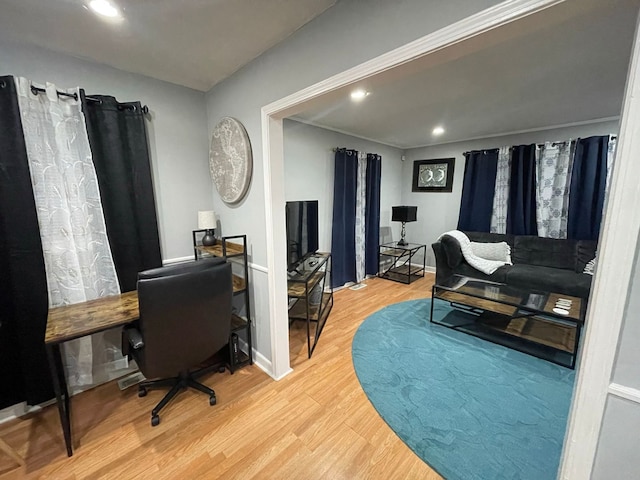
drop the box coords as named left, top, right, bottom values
left=378, top=242, right=426, bottom=284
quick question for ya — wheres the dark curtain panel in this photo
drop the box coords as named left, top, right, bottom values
left=0, top=76, right=53, bottom=408
left=364, top=154, right=382, bottom=276
left=331, top=149, right=358, bottom=288
left=567, top=135, right=610, bottom=241
left=457, top=149, right=498, bottom=232
left=81, top=94, right=162, bottom=292
left=507, top=144, right=538, bottom=235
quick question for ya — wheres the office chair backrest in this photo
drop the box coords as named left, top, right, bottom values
left=136, top=258, right=232, bottom=378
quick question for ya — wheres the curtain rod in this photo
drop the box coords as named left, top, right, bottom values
left=29, top=85, right=150, bottom=114
left=463, top=135, right=618, bottom=156
left=331, top=147, right=380, bottom=157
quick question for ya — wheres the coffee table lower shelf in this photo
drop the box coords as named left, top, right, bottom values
left=433, top=305, right=577, bottom=368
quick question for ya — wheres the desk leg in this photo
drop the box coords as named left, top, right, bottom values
left=46, top=344, right=73, bottom=457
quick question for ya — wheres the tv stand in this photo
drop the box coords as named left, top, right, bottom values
left=287, top=252, right=333, bottom=358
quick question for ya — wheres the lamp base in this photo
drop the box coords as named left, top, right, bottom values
left=397, top=221, right=408, bottom=246
left=202, top=230, right=216, bottom=246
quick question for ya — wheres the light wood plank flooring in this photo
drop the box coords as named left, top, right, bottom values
left=0, top=274, right=440, bottom=479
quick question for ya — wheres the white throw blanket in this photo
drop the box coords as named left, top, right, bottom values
left=438, top=230, right=512, bottom=275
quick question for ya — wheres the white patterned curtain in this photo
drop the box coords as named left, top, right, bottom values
left=15, top=78, right=122, bottom=389
left=606, top=136, right=617, bottom=194
left=355, top=152, right=367, bottom=283
left=535, top=140, right=573, bottom=238
left=490, top=146, right=510, bottom=234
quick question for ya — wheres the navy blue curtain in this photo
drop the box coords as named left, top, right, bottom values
left=331, top=149, right=358, bottom=288
left=507, top=144, right=538, bottom=235
left=458, top=149, right=498, bottom=232
left=0, top=76, right=53, bottom=408
left=365, top=154, right=382, bottom=275
left=567, top=136, right=610, bottom=241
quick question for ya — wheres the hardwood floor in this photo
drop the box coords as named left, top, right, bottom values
left=0, top=274, right=441, bottom=480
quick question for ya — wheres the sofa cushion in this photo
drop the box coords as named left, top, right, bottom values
left=575, top=240, right=598, bottom=273
left=505, top=264, right=592, bottom=298
left=512, top=236, right=576, bottom=270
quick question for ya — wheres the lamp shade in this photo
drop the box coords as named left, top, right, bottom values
left=198, top=210, right=216, bottom=230
left=392, top=206, right=417, bottom=222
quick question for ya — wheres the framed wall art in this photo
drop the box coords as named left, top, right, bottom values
left=412, top=158, right=455, bottom=192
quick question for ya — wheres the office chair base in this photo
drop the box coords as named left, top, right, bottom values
left=138, top=371, right=218, bottom=427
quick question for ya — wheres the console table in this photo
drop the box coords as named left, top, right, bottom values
left=287, top=253, right=333, bottom=358
left=378, top=242, right=426, bottom=284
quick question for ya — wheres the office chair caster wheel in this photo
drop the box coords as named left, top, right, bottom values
left=209, top=395, right=217, bottom=406
left=151, top=415, right=160, bottom=427
left=218, top=366, right=226, bottom=373
left=138, top=386, right=147, bottom=397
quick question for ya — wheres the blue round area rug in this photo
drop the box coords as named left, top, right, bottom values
left=352, top=298, right=575, bottom=480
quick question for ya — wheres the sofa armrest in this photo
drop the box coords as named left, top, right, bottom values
left=432, top=242, right=454, bottom=285
left=440, top=235, right=463, bottom=268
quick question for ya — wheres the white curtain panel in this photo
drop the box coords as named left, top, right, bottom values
left=535, top=141, right=573, bottom=238
left=354, top=152, right=367, bottom=283
left=606, top=136, right=617, bottom=194
left=15, top=78, right=121, bottom=388
left=490, top=146, right=511, bottom=234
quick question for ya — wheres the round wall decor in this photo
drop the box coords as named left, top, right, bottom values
left=209, top=117, right=253, bottom=205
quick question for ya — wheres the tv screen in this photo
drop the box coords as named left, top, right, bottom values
left=286, top=200, right=319, bottom=271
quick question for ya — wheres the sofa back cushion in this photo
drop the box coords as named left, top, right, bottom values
left=513, top=236, right=576, bottom=270
left=464, top=231, right=515, bottom=249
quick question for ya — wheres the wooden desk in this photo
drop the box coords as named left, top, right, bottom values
left=45, top=291, right=139, bottom=457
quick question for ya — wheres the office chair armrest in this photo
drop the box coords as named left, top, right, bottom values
left=124, top=327, right=145, bottom=350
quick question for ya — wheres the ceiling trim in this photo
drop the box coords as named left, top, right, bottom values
left=407, top=116, right=621, bottom=150
left=290, top=115, right=622, bottom=152
left=288, top=116, right=405, bottom=150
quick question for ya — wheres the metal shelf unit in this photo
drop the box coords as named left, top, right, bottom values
left=193, top=232, right=252, bottom=372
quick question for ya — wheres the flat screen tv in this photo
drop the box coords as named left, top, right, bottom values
left=286, top=200, right=319, bottom=272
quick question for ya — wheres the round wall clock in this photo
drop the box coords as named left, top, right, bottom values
left=209, top=117, right=253, bottom=205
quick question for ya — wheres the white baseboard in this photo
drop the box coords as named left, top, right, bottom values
left=162, top=255, right=192, bottom=266
left=608, top=383, right=640, bottom=405
left=0, top=400, right=55, bottom=426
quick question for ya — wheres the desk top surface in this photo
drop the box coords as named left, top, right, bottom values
left=46, top=291, right=139, bottom=344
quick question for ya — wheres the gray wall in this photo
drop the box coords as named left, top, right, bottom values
left=283, top=119, right=404, bottom=252
left=592, top=237, right=640, bottom=479
left=205, top=0, right=502, bottom=362
left=402, top=120, right=620, bottom=267
left=0, top=39, right=212, bottom=261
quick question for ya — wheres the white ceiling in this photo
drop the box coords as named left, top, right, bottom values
left=0, top=0, right=637, bottom=147
left=293, top=0, right=640, bottom=148
left=0, top=0, right=336, bottom=91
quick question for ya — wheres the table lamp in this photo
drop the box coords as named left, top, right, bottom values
left=392, top=206, right=417, bottom=246
left=198, top=210, right=217, bottom=246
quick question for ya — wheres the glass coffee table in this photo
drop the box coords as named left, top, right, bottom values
left=431, top=275, right=587, bottom=368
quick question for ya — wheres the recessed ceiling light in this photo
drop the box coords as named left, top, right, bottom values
left=432, top=126, right=445, bottom=136
left=350, top=89, right=369, bottom=101
left=88, top=0, right=121, bottom=18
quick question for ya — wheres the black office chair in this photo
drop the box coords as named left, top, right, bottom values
left=123, top=258, right=232, bottom=426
